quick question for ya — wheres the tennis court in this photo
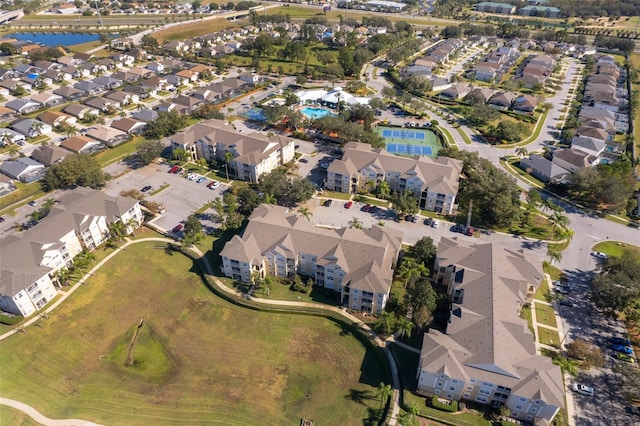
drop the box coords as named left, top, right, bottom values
left=386, top=144, right=433, bottom=156
left=377, top=126, right=441, bottom=158
left=381, top=129, right=426, bottom=140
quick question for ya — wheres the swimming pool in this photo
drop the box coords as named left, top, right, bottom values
left=240, top=107, right=267, bottom=122
left=301, top=107, right=336, bottom=119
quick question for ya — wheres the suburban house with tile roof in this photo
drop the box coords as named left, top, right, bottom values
left=30, top=145, right=70, bottom=166
left=220, top=204, right=403, bottom=313
left=326, top=142, right=463, bottom=214
left=169, top=119, right=295, bottom=182
left=417, top=237, right=564, bottom=425
left=0, top=188, right=142, bottom=317
left=60, top=135, right=103, bottom=153
left=0, top=158, right=45, bottom=182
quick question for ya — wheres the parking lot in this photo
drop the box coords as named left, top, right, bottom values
left=103, top=161, right=229, bottom=234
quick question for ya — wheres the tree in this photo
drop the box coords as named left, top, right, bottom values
left=42, top=153, right=109, bottom=190
left=395, top=317, right=413, bottom=339
left=137, top=139, right=164, bottom=165
left=398, top=257, right=428, bottom=288
left=566, top=338, right=605, bottom=369
left=377, top=181, right=391, bottom=199
left=591, top=253, right=640, bottom=313
left=348, top=217, right=362, bottom=229
left=298, top=206, right=312, bottom=221
left=53, top=267, right=72, bottom=287
left=407, top=237, right=436, bottom=270
left=377, top=382, right=392, bottom=407
left=375, top=311, right=396, bottom=334
left=108, top=221, right=126, bottom=245
left=182, top=214, right=204, bottom=247
left=145, top=111, right=188, bottom=139
left=390, top=190, right=419, bottom=216
left=172, top=147, right=188, bottom=163
left=407, top=281, right=437, bottom=329
left=546, top=248, right=562, bottom=265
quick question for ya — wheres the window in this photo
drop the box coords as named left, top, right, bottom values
left=466, top=385, right=474, bottom=391
left=530, top=407, right=537, bottom=413
left=516, top=405, right=523, bottom=410
left=479, top=388, right=491, bottom=396
left=526, top=415, right=533, bottom=420
left=446, top=393, right=453, bottom=399
left=449, top=386, right=456, bottom=391
left=435, top=390, right=441, bottom=395
left=475, top=396, right=487, bottom=403
left=463, top=392, right=470, bottom=398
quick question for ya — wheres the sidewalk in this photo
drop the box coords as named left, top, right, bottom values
left=0, top=397, right=102, bottom=426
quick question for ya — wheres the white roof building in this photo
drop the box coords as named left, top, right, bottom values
left=295, top=87, right=370, bottom=106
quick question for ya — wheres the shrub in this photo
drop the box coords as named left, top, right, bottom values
left=0, top=314, right=23, bottom=326
left=431, top=395, right=459, bottom=412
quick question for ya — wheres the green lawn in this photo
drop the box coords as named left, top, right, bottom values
left=0, top=405, right=39, bottom=426
left=534, top=278, right=551, bottom=302
left=320, top=191, right=352, bottom=201
left=0, top=181, right=46, bottom=214
left=93, top=137, right=143, bottom=167
left=538, top=326, right=559, bottom=347
left=534, top=303, right=558, bottom=329
left=593, top=241, right=640, bottom=260
left=0, top=241, right=385, bottom=425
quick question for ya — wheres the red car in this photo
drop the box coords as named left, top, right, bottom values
left=172, top=224, right=184, bottom=233
left=169, top=166, right=179, bottom=173
left=345, top=201, right=353, bottom=209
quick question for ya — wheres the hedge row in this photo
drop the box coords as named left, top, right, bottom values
left=432, top=395, right=459, bottom=412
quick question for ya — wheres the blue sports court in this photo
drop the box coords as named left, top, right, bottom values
left=386, top=144, right=433, bottom=156
left=377, top=126, right=440, bottom=158
left=381, top=129, right=426, bottom=140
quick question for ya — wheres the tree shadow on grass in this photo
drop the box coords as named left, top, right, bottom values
left=362, top=406, right=384, bottom=426
left=345, top=389, right=374, bottom=406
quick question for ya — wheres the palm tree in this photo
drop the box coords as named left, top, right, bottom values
left=553, top=355, right=579, bottom=377
left=548, top=211, right=570, bottom=235
left=553, top=226, right=574, bottom=243
left=375, top=311, right=395, bottom=334
left=108, top=221, right=126, bottom=244
left=65, top=125, right=78, bottom=138
left=377, top=181, right=390, bottom=199
left=396, top=317, right=414, bottom=339
left=263, top=193, right=277, bottom=205
left=515, top=147, right=528, bottom=158
left=125, top=217, right=139, bottom=237
left=547, top=248, right=562, bottom=265
left=196, top=158, right=208, bottom=174
left=398, top=258, right=429, bottom=288
left=172, top=147, right=188, bottom=163
left=298, top=206, right=312, bottom=221
left=377, top=382, right=393, bottom=407
left=348, top=217, right=363, bottom=229
left=1, top=132, right=12, bottom=147
left=262, top=276, right=274, bottom=296
left=29, top=121, right=44, bottom=137
left=52, top=267, right=71, bottom=287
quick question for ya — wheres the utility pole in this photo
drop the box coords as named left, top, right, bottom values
left=466, top=199, right=473, bottom=228
left=94, top=0, right=104, bottom=28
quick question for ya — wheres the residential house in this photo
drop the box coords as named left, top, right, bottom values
left=512, top=94, right=538, bottom=113
left=105, top=90, right=139, bottom=108
left=110, top=117, right=146, bottom=135
left=73, top=80, right=104, bottom=96
left=552, top=148, right=596, bottom=173
left=239, top=72, right=260, bottom=85
left=30, top=92, right=65, bottom=108
left=127, top=67, right=154, bottom=80
left=30, top=145, right=70, bottom=166
left=326, top=142, right=464, bottom=214
left=169, top=119, right=296, bottom=182
left=464, top=88, right=494, bottom=104
left=474, top=63, right=499, bottom=82
left=6, top=98, right=42, bottom=115
left=575, top=125, right=610, bottom=141
left=220, top=204, right=403, bottom=314
left=0, top=128, right=26, bottom=145
left=417, top=237, right=564, bottom=425
left=63, top=104, right=99, bottom=120
left=156, top=102, right=190, bottom=115
left=60, top=135, right=102, bottom=153
left=0, top=158, right=45, bottom=182
left=0, top=188, right=142, bottom=317
left=487, top=91, right=516, bottom=109
left=131, top=109, right=158, bottom=122
left=122, top=84, right=151, bottom=99
left=439, top=83, right=471, bottom=100
left=175, top=69, right=199, bottom=83
left=53, top=86, right=85, bottom=100
left=172, top=95, right=204, bottom=111
left=11, top=119, right=52, bottom=137
left=92, top=76, right=123, bottom=90
left=474, top=2, right=516, bottom=14
left=84, top=96, right=114, bottom=112
left=146, top=62, right=165, bottom=74
left=38, top=111, right=76, bottom=127
left=0, top=106, right=17, bottom=123
left=0, top=79, right=31, bottom=94
left=570, top=136, right=606, bottom=158
left=519, top=5, right=561, bottom=17
left=431, top=77, right=452, bottom=92
left=86, top=125, right=128, bottom=147
left=519, top=154, right=570, bottom=183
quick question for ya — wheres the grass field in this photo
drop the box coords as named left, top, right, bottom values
left=0, top=241, right=385, bottom=425
left=0, top=405, right=39, bottom=426
left=0, top=181, right=45, bottom=214
left=538, top=326, right=559, bottom=347
left=535, top=303, right=558, bottom=329
left=153, top=17, right=242, bottom=43
left=592, top=241, right=640, bottom=260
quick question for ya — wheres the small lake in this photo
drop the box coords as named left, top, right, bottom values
left=10, top=32, right=101, bottom=46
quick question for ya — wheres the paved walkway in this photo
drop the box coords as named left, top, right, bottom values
left=0, top=397, right=102, bottom=426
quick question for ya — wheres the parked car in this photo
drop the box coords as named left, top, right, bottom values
left=169, top=166, right=180, bottom=173
left=423, top=218, right=433, bottom=226
left=465, top=227, right=475, bottom=236
left=172, top=224, right=184, bottom=233
left=323, top=199, right=332, bottom=207
left=361, top=204, right=371, bottom=212
left=141, top=185, right=152, bottom=192
left=431, top=220, right=439, bottom=229
left=591, top=252, right=608, bottom=260
left=559, top=299, right=574, bottom=307
left=610, top=337, right=632, bottom=347
left=555, top=285, right=571, bottom=295
left=320, top=162, right=330, bottom=169
left=611, top=344, right=633, bottom=354
left=405, top=215, right=418, bottom=223
left=571, top=384, right=595, bottom=396
left=0, top=217, right=4, bottom=223
left=196, top=176, right=207, bottom=184
left=299, top=158, right=308, bottom=163
left=207, top=181, right=221, bottom=189
left=28, top=201, right=37, bottom=207
left=345, top=201, right=353, bottom=209
left=616, top=353, right=635, bottom=363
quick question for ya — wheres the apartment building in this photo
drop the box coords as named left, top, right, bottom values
left=325, top=142, right=463, bottom=214
left=0, top=188, right=142, bottom=317
left=220, top=204, right=403, bottom=313
left=417, top=238, right=564, bottom=425
left=169, top=119, right=295, bottom=182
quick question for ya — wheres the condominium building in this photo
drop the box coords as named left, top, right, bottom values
left=0, top=188, right=142, bottom=317
left=220, top=204, right=403, bottom=313
left=417, top=238, right=564, bottom=425
left=325, top=142, right=463, bottom=214
left=169, top=119, right=295, bottom=182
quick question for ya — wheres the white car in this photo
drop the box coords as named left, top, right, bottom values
left=591, top=252, right=608, bottom=260
left=431, top=220, right=439, bottom=229
left=571, top=384, right=595, bottom=396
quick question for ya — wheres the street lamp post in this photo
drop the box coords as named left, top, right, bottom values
left=560, top=326, right=581, bottom=347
